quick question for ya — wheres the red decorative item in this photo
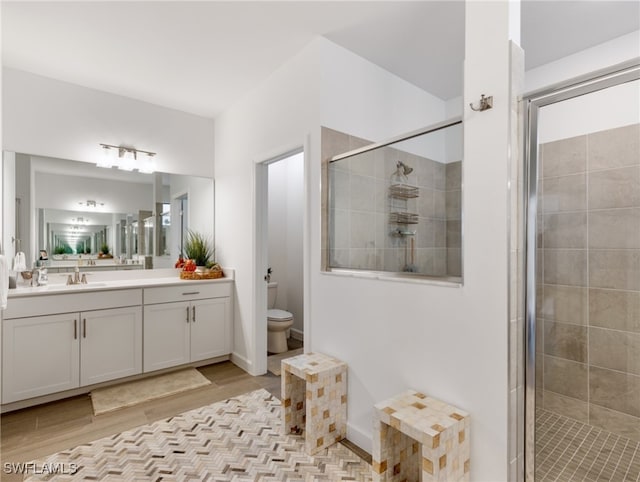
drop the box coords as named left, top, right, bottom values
left=183, top=259, right=196, bottom=272
left=174, top=255, right=185, bottom=269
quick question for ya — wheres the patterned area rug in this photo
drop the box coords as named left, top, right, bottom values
left=25, top=388, right=372, bottom=481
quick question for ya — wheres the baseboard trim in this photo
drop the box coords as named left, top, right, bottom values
left=290, top=328, right=304, bottom=341
left=230, top=352, right=252, bottom=373
left=340, top=438, right=372, bottom=464
left=347, top=422, right=373, bottom=455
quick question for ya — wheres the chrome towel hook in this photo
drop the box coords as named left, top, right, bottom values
left=470, top=94, right=493, bottom=112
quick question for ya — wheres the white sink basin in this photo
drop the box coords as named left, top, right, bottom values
left=66, top=282, right=107, bottom=289
left=37, top=282, right=108, bottom=291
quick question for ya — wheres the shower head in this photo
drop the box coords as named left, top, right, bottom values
left=397, top=161, right=413, bottom=176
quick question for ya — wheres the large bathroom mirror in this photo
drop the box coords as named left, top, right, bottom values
left=3, top=152, right=214, bottom=271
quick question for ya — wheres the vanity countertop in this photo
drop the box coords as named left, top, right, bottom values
left=7, top=274, right=233, bottom=298
left=44, top=262, right=143, bottom=268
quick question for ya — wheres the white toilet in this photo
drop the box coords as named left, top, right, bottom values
left=267, top=282, right=294, bottom=354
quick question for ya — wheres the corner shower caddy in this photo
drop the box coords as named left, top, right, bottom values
left=389, top=163, right=419, bottom=236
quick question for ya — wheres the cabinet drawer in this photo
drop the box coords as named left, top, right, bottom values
left=143, top=282, right=231, bottom=304
left=3, top=289, right=142, bottom=319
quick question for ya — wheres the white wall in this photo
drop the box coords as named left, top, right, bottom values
left=306, top=7, right=517, bottom=480
left=214, top=39, right=321, bottom=373
left=525, top=30, right=640, bottom=94
left=267, top=152, right=304, bottom=335
left=34, top=172, right=153, bottom=214
left=2, top=152, right=15, bottom=264
left=3, top=68, right=216, bottom=268
left=168, top=174, right=215, bottom=258
left=15, top=154, right=33, bottom=265
left=539, top=79, right=640, bottom=143
left=187, top=177, right=215, bottom=244
left=527, top=30, right=640, bottom=146
left=320, top=41, right=447, bottom=142
left=2, top=68, right=215, bottom=178
left=214, top=28, right=517, bottom=479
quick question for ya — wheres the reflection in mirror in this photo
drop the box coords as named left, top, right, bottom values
left=3, top=152, right=214, bottom=271
left=40, top=208, right=126, bottom=256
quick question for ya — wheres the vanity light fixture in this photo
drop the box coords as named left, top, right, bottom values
left=98, top=143, right=156, bottom=173
left=78, top=200, right=104, bottom=209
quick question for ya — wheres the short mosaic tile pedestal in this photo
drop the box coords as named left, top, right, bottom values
left=372, top=389, right=470, bottom=481
left=281, top=352, right=347, bottom=455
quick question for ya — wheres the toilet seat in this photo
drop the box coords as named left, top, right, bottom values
left=267, top=308, right=293, bottom=321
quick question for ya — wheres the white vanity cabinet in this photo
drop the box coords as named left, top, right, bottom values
left=143, top=283, right=232, bottom=373
left=2, top=289, right=143, bottom=404
left=79, top=306, right=143, bottom=386
left=2, top=313, right=80, bottom=403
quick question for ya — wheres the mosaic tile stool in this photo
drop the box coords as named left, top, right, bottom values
left=372, top=389, right=470, bottom=482
left=281, top=352, right=347, bottom=455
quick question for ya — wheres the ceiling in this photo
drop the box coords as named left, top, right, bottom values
left=2, top=1, right=638, bottom=118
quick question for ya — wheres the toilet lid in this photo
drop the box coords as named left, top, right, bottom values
left=268, top=309, right=293, bottom=321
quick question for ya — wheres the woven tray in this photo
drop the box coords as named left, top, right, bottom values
left=180, top=269, right=224, bottom=280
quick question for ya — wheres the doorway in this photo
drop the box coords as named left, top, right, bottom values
left=255, top=148, right=306, bottom=376
left=525, top=63, right=640, bottom=480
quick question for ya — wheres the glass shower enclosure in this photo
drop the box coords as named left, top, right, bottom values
left=525, top=63, right=640, bottom=481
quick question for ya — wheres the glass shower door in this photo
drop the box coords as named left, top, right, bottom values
left=529, top=74, right=640, bottom=481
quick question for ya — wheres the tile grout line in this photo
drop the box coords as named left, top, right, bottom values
left=537, top=416, right=572, bottom=472
left=537, top=418, right=575, bottom=473
left=558, top=424, right=594, bottom=482
left=543, top=419, right=580, bottom=481
left=629, top=441, right=640, bottom=482
left=583, top=431, right=612, bottom=481
left=608, top=437, right=629, bottom=482
left=567, top=422, right=600, bottom=481
left=594, top=433, right=621, bottom=481
left=585, top=133, right=591, bottom=432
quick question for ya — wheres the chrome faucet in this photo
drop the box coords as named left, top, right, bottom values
left=31, top=267, right=48, bottom=287
left=31, top=268, right=41, bottom=287
left=66, top=267, right=87, bottom=285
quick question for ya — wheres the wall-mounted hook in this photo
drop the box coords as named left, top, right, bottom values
left=470, top=94, right=493, bottom=112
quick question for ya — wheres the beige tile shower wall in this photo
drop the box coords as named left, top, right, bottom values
left=446, top=161, right=462, bottom=277
left=322, top=127, right=458, bottom=277
left=538, top=123, right=640, bottom=442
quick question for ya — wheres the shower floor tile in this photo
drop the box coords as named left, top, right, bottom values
left=536, top=409, right=640, bottom=481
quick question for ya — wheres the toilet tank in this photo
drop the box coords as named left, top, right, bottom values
left=267, top=282, right=278, bottom=309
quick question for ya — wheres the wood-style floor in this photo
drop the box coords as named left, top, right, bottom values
left=0, top=361, right=281, bottom=481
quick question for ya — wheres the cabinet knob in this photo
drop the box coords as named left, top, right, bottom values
left=186, top=306, right=190, bottom=323
left=192, top=306, right=196, bottom=323
left=83, top=318, right=87, bottom=338
left=74, top=320, right=77, bottom=340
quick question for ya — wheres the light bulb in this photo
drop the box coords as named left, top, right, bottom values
left=138, top=153, right=155, bottom=174
left=97, top=146, right=115, bottom=168
left=118, top=151, right=135, bottom=171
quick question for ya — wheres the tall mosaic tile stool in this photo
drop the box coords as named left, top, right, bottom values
left=281, top=352, right=347, bottom=455
left=372, top=389, right=470, bottom=482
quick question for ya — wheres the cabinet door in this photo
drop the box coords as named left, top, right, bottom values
left=190, top=297, right=231, bottom=362
left=80, top=306, right=143, bottom=386
left=143, top=301, right=190, bottom=372
left=2, top=314, right=80, bottom=403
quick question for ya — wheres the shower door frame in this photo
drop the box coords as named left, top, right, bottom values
left=523, top=59, right=640, bottom=482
